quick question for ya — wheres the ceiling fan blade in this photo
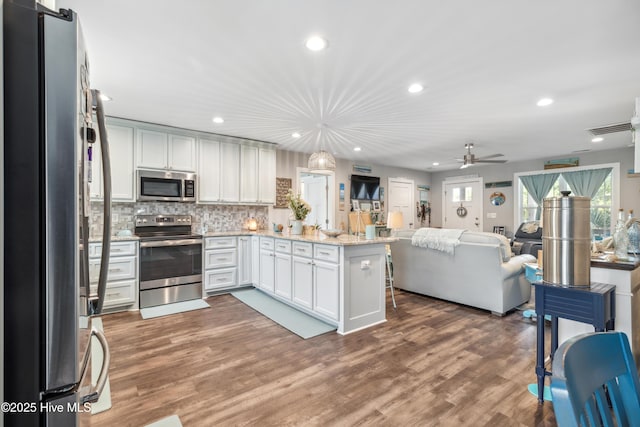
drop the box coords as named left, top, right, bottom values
left=477, top=153, right=504, bottom=160
left=475, top=159, right=507, bottom=163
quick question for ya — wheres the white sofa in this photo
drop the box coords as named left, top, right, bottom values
left=390, top=229, right=535, bottom=315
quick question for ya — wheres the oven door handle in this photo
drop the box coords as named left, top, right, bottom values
left=140, top=238, right=203, bottom=248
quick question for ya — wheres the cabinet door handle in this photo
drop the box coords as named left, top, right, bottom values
left=216, top=257, right=228, bottom=261
left=319, top=251, right=331, bottom=256
left=217, top=278, right=227, bottom=282
left=108, top=268, right=121, bottom=273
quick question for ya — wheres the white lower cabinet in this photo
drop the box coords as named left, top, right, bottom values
left=313, top=259, right=340, bottom=321
left=259, top=237, right=275, bottom=293
left=88, top=240, right=138, bottom=311
left=238, top=236, right=252, bottom=286
left=251, top=236, right=260, bottom=285
left=287, top=242, right=340, bottom=321
left=292, top=256, right=313, bottom=309
left=204, top=237, right=238, bottom=292
left=274, top=240, right=292, bottom=299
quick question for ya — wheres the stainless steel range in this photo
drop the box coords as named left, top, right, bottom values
left=135, top=214, right=202, bottom=308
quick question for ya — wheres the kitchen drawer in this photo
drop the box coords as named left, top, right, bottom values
left=260, top=237, right=274, bottom=251
left=205, top=248, right=237, bottom=269
left=89, top=256, right=136, bottom=283
left=204, top=267, right=237, bottom=290
left=90, top=280, right=136, bottom=308
left=314, top=244, right=340, bottom=264
left=89, top=241, right=137, bottom=258
left=292, top=241, right=313, bottom=258
left=274, top=239, right=291, bottom=254
left=205, top=236, right=237, bottom=249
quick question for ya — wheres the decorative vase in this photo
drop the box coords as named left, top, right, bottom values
left=291, top=220, right=303, bottom=235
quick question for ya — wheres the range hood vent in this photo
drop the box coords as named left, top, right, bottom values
left=586, top=122, right=632, bottom=136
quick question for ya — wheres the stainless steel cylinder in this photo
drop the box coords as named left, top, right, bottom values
left=542, top=191, right=591, bottom=286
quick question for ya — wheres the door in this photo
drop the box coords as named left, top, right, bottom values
left=301, top=174, right=328, bottom=228
left=240, top=145, right=259, bottom=202
left=387, top=177, right=415, bottom=228
left=297, top=167, right=335, bottom=229
left=442, top=178, right=483, bottom=230
left=220, top=142, right=240, bottom=201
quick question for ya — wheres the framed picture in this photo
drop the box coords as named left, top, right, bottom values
left=351, top=199, right=360, bottom=211
left=372, top=200, right=381, bottom=211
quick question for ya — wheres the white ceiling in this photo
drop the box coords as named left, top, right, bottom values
left=59, top=0, right=640, bottom=171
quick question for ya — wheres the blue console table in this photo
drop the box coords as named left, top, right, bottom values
left=533, top=281, right=616, bottom=404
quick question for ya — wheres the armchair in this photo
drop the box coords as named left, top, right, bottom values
left=512, top=221, right=542, bottom=258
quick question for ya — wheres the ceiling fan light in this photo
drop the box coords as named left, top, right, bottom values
left=308, top=150, right=336, bottom=172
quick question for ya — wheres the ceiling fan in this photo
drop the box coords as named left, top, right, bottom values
left=458, top=143, right=506, bottom=169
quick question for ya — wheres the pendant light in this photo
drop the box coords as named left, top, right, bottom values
left=308, top=150, right=336, bottom=172
left=307, top=124, right=336, bottom=172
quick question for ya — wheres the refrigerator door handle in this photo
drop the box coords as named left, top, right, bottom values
left=91, top=89, right=112, bottom=314
left=78, top=328, right=111, bottom=404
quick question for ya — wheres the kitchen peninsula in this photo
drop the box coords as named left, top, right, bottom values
left=203, top=231, right=398, bottom=335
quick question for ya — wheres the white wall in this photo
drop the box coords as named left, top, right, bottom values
left=271, top=149, right=431, bottom=231
left=430, top=146, right=639, bottom=237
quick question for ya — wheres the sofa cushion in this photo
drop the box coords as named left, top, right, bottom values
left=460, top=231, right=512, bottom=261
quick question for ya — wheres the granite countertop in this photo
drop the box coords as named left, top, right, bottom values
left=203, top=230, right=398, bottom=246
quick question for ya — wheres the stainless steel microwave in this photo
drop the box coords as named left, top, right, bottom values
left=137, top=170, right=196, bottom=202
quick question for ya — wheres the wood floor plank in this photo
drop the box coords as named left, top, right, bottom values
left=86, top=290, right=556, bottom=426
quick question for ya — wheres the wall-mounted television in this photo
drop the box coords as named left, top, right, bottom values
left=350, top=174, right=380, bottom=201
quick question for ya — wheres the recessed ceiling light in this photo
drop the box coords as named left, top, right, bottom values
left=292, top=132, right=301, bottom=138
left=99, top=93, right=112, bottom=102
left=212, top=117, right=224, bottom=124
left=432, top=162, right=440, bottom=166
left=408, top=83, right=424, bottom=93
left=305, top=36, right=327, bottom=51
left=353, top=147, right=361, bottom=152
left=591, top=137, right=604, bottom=143
left=536, top=98, right=554, bottom=107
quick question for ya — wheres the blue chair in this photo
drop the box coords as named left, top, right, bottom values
left=550, top=332, right=640, bottom=427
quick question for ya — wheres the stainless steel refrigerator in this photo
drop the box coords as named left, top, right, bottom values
left=3, top=0, right=113, bottom=425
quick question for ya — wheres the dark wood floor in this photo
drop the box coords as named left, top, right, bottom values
left=88, top=290, right=557, bottom=426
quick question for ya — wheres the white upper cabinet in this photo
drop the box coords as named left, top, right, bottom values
left=220, top=142, right=240, bottom=202
left=136, top=129, right=167, bottom=170
left=240, top=145, right=259, bottom=202
left=136, top=129, right=196, bottom=172
left=198, top=138, right=221, bottom=202
left=258, top=148, right=276, bottom=203
left=90, top=124, right=135, bottom=202
left=241, top=146, right=276, bottom=203
left=168, top=134, right=196, bottom=171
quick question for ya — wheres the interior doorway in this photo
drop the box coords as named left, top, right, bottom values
left=387, top=177, right=415, bottom=228
left=442, top=177, right=483, bottom=230
left=297, top=168, right=335, bottom=229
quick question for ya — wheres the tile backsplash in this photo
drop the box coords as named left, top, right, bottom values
left=90, top=202, right=269, bottom=238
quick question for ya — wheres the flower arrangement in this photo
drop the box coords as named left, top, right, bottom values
left=286, top=189, right=311, bottom=220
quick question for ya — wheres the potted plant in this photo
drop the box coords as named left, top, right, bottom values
left=286, top=189, right=311, bottom=235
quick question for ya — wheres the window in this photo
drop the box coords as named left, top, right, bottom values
left=515, top=163, right=619, bottom=238
left=452, top=186, right=473, bottom=202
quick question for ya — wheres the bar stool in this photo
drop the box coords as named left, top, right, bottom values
left=385, top=244, right=397, bottom=309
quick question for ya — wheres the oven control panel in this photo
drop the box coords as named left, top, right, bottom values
left=135, top=214, right=192, bottom=227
